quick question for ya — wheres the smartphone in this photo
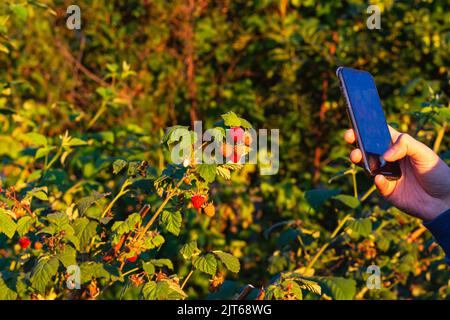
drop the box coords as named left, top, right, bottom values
left=336, top=67, right=401, bottom=180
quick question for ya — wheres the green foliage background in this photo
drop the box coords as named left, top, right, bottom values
left=0, top=0, right=449, bottom=299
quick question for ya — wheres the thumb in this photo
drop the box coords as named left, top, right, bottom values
left=383, top=133, right=437, bottom=164
left=374, top=174, right=396, bottom=197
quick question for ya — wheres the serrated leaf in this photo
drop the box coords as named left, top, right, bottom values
left=161, top=125, right=190, bottom=145
left=216, top=166, right=231, bottom=180
left=333, top=194, right=360, bottom=209
left=142, top=261, right=155, bottom=275
left=150, top=259, right=174, bottom=270
left=296, top=277, right=322, bottom=295
left=111, top=213, right=141, bottom=236
left=112, top=159, right=127, bottom=175
left=192, top=254, right=217, bottom=276
left=30, top=256, right=60, bottom=293
left=212, top=250, right=240, bottom=273
left=304, top=189, right=341, bottom=211
left=318, top=277, right=356, bottom=300
left=56, top=246, right=77, bottom=268
left=161, top=210, right=182, bottom=236
left=79, top=262, right=122, bottom=284
left=239, top=118, right=252, bottom=129
left=77, top=191, right=109, bottom=215
left=27, top=187, right=48, bottom=201
left=142, top=280, right=187, bottom=300
left=180, top=241, right=201, bottom=260
left=221, top=112, right=241, bottom=127
left=0, top=209, right=17, bottom=239
left=348, top=218, right=372, bottom=237
left=16, top=216, right=33, bottom=236
left=73, top=217, right=98, bottom=249
left=197, top=163, right=217, bottom=183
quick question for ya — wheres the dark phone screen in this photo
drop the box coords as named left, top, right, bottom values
left=341, top=69, right=392, bottom=157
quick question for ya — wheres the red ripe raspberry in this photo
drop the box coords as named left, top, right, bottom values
left=229, top=127, right=244, bottom=143
left=191, top=194, right=206, bottom=209
left=127, top=255, right=138, bottom=263
left=19, top=237, right=31, bottom=249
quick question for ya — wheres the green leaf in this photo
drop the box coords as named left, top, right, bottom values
left=239, top=118, right=252, bottom=129
left=142, top=280, right=187, bottom=300
left=180, top=241, right=201, bottom=260
left=333, top=194, right=360, bottom=209
left=64, top=137, right=87, bottom=147
left=111, top=213, right=141, bottom=236
left=197, top=163, right=217, bottom=183
left=30, top=256, right=60, bottom=293
left=77, top=191, right=109, bottom=216
left=216, top=166, right=231, bottom=180
left=10, top=4, right=28, bottom=24
left=213, top=250, right=240, bottom=273
left=160, top=210, right=182, bottom=236
left=142, top=262, right=155, bottom=275
left=16, top=216, right=34, bottom=237
left=22, top=132, right=47, bottom=146
left=192, top=254, right=217, bottom=276
left=26, top=169, right=42, bottom=183
left=112, top=159, right=128, bottom=175
left=149, top=259, right=174, bottom=270
left=56, top=246, right=77, bottom=268
left=27, top=187, right=48, bottom=201
left=73, top=217, right=98, bottom=249
left=161, top=125, right=190, bottom=145
left=35, top=146, right=56, bottom=159
left=319, top=277, right=356, bottom=300
left=304, top=189, right=341, bottom=211
left=0, top=272, right=18, bottom=300
left=221, top=112, right=241, bottom=127
left=79, top=262, right=122, bottom=284
left=0, top=209, right=17, bottom=239
left=348, top=218, right=372, bottom=237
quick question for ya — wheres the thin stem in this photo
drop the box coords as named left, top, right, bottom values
left=46, top=147, right=62, bottom=171
left=181, top=269, right=194, bottom=290
left=360, top=185, right=377, bottom=202
left=136, top=177, right=186, bottom=242
left=88, top=101, right=107, bottom=129
left=122, top=267, right=139, bottom=278
left=433, top=121, right=447, bottom=154
left=101, top=179, right=131, bottom=218
left=351, top=165, right=358, bottom=198
left=304, top=214, right=351, bottom=274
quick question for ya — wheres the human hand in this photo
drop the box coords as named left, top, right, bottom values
left=344, top=126, right=450, bottom=221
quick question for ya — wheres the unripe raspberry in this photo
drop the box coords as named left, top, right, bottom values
left=203, top=203, right=216, bottom=217
left=243, top=131, right=252, bottom=146
left=221, top=143, right=233, bottom=158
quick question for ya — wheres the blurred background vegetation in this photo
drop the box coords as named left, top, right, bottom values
left=0, top=0, right=449, bottom=299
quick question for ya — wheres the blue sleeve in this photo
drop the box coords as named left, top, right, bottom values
left=423, top=208, right=450, bottom=265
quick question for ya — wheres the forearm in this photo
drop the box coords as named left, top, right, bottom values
left=423, top=208, right=450, bottom=264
